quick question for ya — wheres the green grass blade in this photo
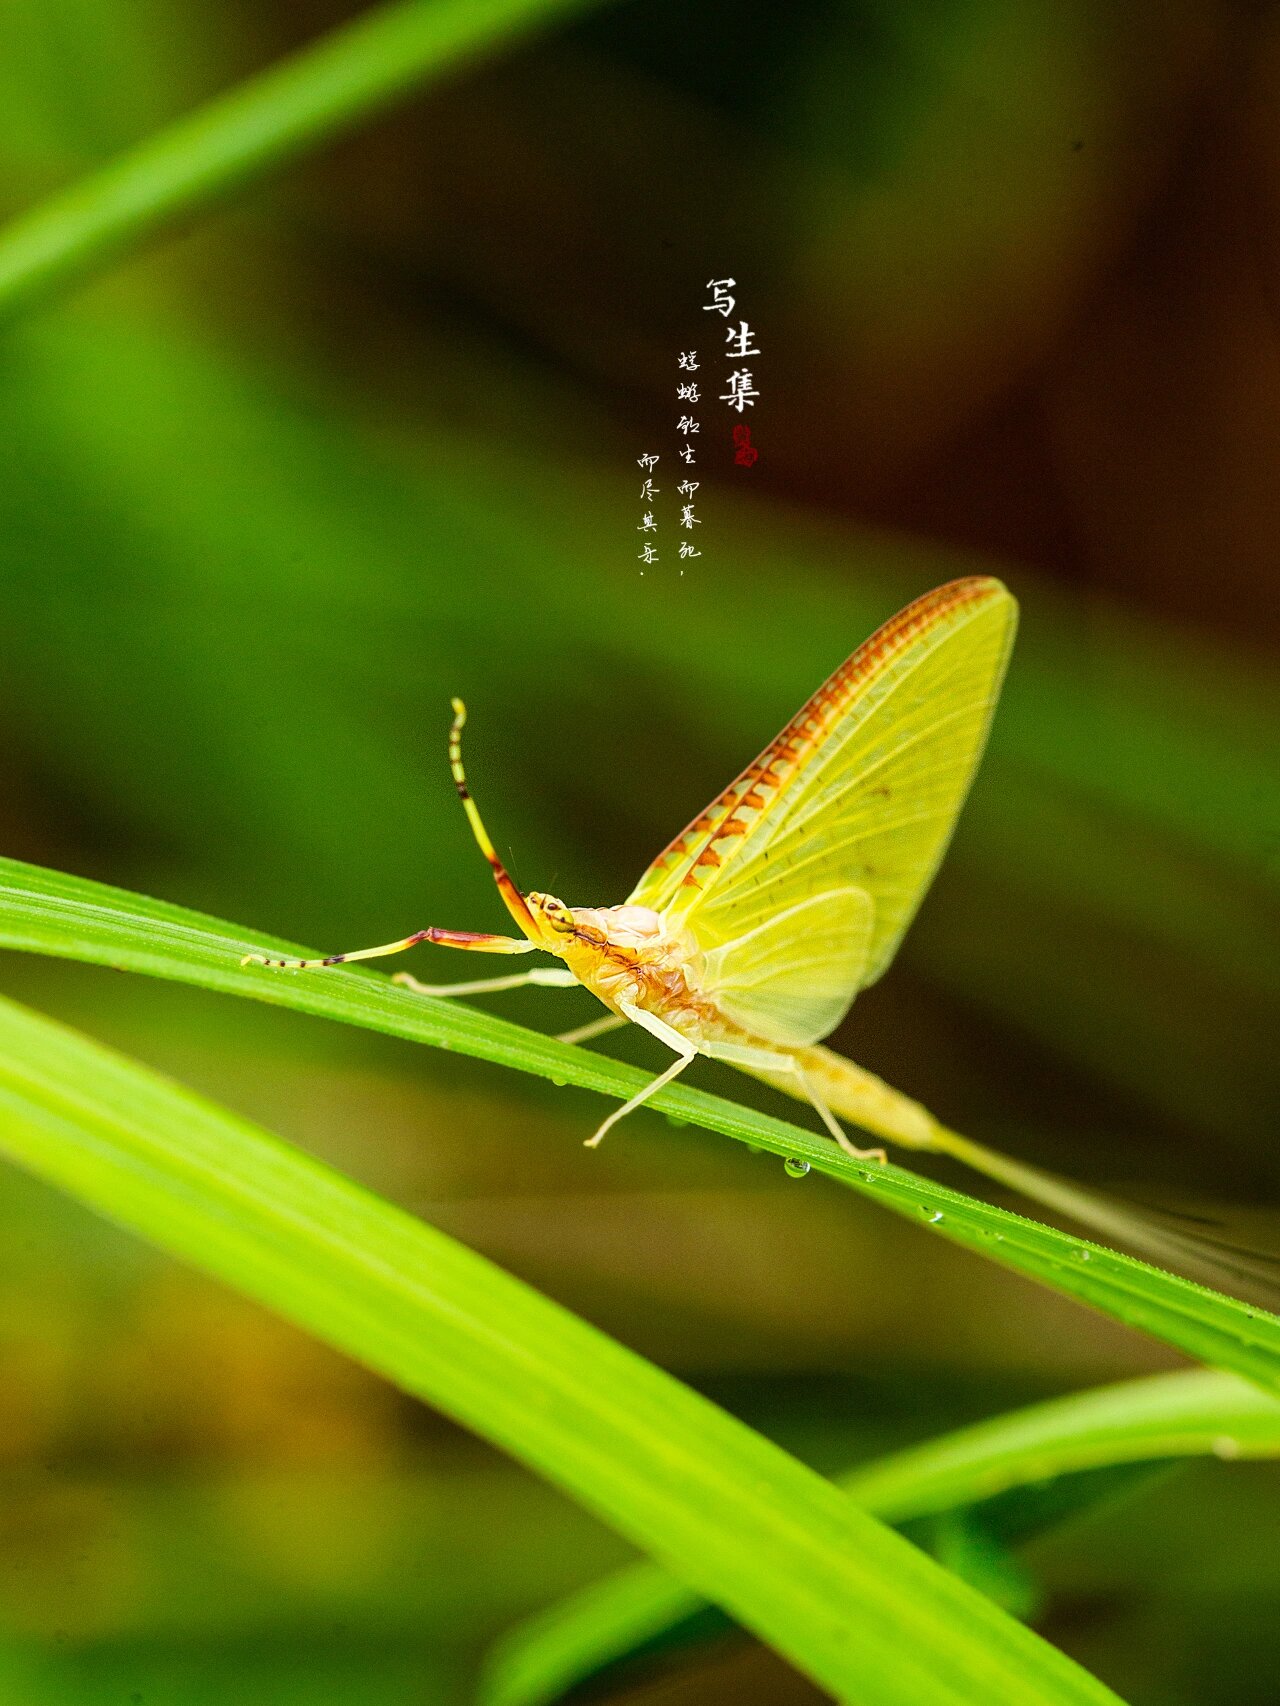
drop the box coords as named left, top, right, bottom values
left=481, top=1368, right=1280, bottom=1706
left=841, top=1367, right=1280, bottom=1512
left=0, top=0, right=598, bottom=322
left=1, top=853, right=1279, bottom=1392
left=0, top=991, right=1121, bottom=1706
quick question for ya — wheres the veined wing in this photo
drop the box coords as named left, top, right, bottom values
left=628, top=577, right=1017, bottom=1040
left=700, top=886, right=874, bottom=1047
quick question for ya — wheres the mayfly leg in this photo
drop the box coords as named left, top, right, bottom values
left=448, top=697, right=542, bottom=937
left=557, top=1013, right=627, bottom=1046
left=393, top=967, right=577, bottom=997
left=585, top=1047, right=697, bottom=1149
left=584, top=999, right=697, bottom=1148
left=241, top=926, right=536, bottom=972
left=705, top=1038, right=887, bottom=1164
left=795, top=1068, right=886, bottom=1165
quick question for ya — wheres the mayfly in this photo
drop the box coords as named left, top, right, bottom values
left=241, top=573, right=1280, bottom=1290
left=244, top=577, right=1023, bottom=1168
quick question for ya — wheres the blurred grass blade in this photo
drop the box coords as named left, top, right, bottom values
left=481, top=1368, right=1280, bottom=1706
left=0, top=0, right=599, bottom=322
left=1, top=853, right=1279, bottom=1392
left=840, top=1367, right=1280, bottom=1512
left=0, top=991, right=1122, bottom=1706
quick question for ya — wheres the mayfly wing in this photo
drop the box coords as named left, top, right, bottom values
left=698, top=886, right=874, bottom=1046
left=628, top=577, right=1017, bottom=1045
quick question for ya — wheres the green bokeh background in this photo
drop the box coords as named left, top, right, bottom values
left=0, top=2, right=1276, bottom=1701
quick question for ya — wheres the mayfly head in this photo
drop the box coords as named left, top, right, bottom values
left=525, top=891, right=577, bottom=944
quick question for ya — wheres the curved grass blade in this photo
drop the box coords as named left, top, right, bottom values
left=0, top=0, right=601, bottom=323
left=480, top=1368, right=1280, bottom=1706
left=1, top=854, right=1279, bottom=1393
left=0, top=991, right=1121, bottom=1706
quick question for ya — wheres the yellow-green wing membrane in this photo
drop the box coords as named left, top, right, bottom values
left=700, top=886, right=874, bottom=1047
left=628, top=578, right=1017, bottom=1044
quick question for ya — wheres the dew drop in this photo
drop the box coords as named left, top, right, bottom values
left=1072, top=1247, right=1091, bottom=1262
left=1212, top=1435, right=1242, bottom=1461
left=929, top=1210, right=945, bottom=1224
left=784, top=1157, right=811, bottom=1179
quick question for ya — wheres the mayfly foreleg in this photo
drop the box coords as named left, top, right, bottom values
left=241, top=926, right=536, bottom=972
left=447, top=697, right=544, bottom=937
left=393, top=967, right=577, bottom=997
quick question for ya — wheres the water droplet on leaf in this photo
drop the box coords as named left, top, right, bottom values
left=784, top=1157, right=811, bottom=1179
